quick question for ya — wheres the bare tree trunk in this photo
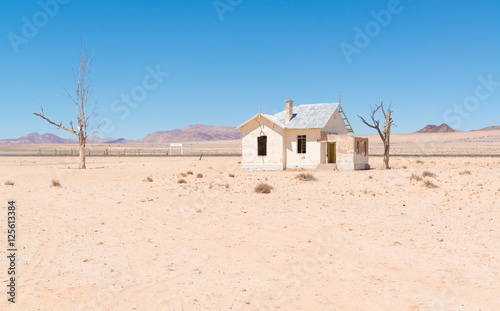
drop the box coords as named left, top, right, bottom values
left=78, top=130, right=86, bottom=169
left=383, top=109, right=392, bottom=169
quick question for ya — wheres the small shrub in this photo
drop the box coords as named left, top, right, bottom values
left=179, top=172, right=187, bottom=177
left=145, top=176, right=153, bottom=182
left=4, top=180, right=15, bottom=186
left=422, top=171, right=436, bottom=178
left=402, top=166, right=407, bottom=169
left=228, top=173, right=235, bottom=178
left=51, top=179, right=61, bottom=187
left=422, top=180, right=438, bottom=188
left=295, top=173, right=317, bottom=181
left=255, top=183, right=273, bottom=194
left=459, top=170, right=471, bottom=175
left=225, top=183, right=230, bottom=189
left=196, top=173, right=203, bottom=178
left=186, top=171, right=193, bottom=175
left=178, top=179, right=187, bottom=184
left=410, top=174, right=422, bottom=182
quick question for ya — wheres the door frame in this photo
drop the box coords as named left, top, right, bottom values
left=327, top=142, right=336, bottom=163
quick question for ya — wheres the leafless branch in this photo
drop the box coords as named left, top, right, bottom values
left=33, top=110, right=77, bottom=136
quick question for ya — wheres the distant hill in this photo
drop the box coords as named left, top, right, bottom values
left=416, top=123, right=458, bottom=133
left=474, top=125, right=500, bottom=131
left=0, top=132, right=118, bottom=145
left=0, top=133, right=73, bottom=145
left=139, top=124, right=240, bottom=143
left=1, top=124, right=241, bottom=145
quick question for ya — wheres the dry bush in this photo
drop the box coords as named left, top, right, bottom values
left=402, top=166, right=407, bottom=169
left=186, top=171, right=193, bottom=175
left=459, top=170, right=471, bottom=175
left=179, top=172, right=187, bottom=177
left=410, top=174, right=422, bottom=182
left=178, top=179, right=187, bottom=184
left=4, top=180, right=15, bottom=186
left=255, top=183, right=273, bottom=194
left=51, top=179, right=61, bottom=187
left=422, top=171, right=436, bottom=178
left=145, top=176, right=153, bottom=182
left=228, top=173, right=235, bottom=178
left=423, top=180, right=438, bottom=188
left=196, top=173, right=203, bottom=178
left=295, top=173, right=317, bottom=181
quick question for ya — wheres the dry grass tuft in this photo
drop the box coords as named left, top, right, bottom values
left=186, top=171, right=193, bottom=175
left=228, top=173, right=235, bottom=178
left=410, top=174, right=422, bottom=182
left=179, top=172, right=187, bottom=177
left=5, top=180, right=15, bottom=186
left=422, top=180, right=438, bottom=188
left=51, top=179, right=61, bottom=187
left=422, top=171, right=436, bottom=178
left=145, top=176, right=153, bottom=182
left=254, top=183, right=273, bottom=194
left=295, top=173, right=317, bottom=181
left=402, top=166, right=408, bottom=169
left=459, top=170, right=471, bottom=175
left=196, top=173, right=203, bottom=178
left=178, top=179, right=187, bottom=184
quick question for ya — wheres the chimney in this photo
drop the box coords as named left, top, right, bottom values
left=285, top=99, right=293, bottom=121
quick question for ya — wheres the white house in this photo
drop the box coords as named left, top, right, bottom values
left=237, top=100, right=369, bottom=171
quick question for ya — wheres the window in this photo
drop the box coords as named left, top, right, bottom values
left=257, top=136, right=267, bottom=156
left=297, top=135, right=306, bottom=153
left=356, top=141, right=360, bottom=154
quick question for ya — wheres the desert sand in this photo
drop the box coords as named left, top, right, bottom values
left=1, top=132, right=499, bottom=310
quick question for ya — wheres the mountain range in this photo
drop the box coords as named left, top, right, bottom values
left=415, top=123, right=458, bottom=133
left=0, top=124, right=241, bottom=145
left=1, top=123, right=499, bottom=145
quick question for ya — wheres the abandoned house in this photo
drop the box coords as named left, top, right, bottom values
left=237, top=99, right=369, bottom=171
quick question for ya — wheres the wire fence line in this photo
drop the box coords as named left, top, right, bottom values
left=0, top=146, right=242, bottom=157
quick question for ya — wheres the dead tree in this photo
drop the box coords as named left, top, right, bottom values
left=33, top=43, right=102, bottom=169
left=358, top=99, right=396, bottom=169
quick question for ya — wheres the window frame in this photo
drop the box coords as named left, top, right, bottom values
left=297, top=135, right=307, bottom=154
left=257, top=135, right=267, bottom=156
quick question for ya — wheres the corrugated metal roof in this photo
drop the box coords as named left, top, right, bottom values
left=260, top=113, right=286, bottom=128
left=274, top=103, right=339, bottom=129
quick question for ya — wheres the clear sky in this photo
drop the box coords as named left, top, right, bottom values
left=1, top=0, right=500, bottom=139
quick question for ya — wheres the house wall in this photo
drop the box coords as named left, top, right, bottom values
left=353, top=137, right=369, bottom=170
left=325, top=135, right=369, bottom=170
left=322, top=110, right=348, bottom=134
left=240, top=116, right=284, bottom=170
left=284, top=129, right=322, bottom=169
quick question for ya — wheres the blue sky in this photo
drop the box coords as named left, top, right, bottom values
left=1, top=0, right=499, bottom=139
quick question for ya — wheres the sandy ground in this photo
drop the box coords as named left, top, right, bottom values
left=0, top=153, right=499, bottom=311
